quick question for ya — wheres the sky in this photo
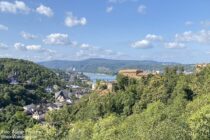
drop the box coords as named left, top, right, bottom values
left=0, top=0, right=210, bottom=64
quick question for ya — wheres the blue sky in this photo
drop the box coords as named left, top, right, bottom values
left=0, top=0, right=210, bottom=64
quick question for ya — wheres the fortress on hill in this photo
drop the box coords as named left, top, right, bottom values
left=118, top=69, right=159, bottom=78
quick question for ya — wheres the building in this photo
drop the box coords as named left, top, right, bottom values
left=92, top=83, right=96, bottom=90
left=45, top=87, right=53, bottom=93
left=107, top=82, right=113, bottom=91
left=55, top=90, right=73, bottom=104
left=118, top=69, right=147, bottom=78
left=196, top=64, right=208, bottom=73
left=47, top=103, right=59, bottom=111
left=23, top=104, right=36, bottom=115
left=53, top=85, right=59, bottom=90
left=75, top=93, right=83, bottom=99
left=93, top=80, right=117, bottom=95
left=7, top=72, right=19, bottom=85
left=54, top=102, right=63, bottom=109
left=70, top=85, right=80, bottom=89
left=32, top=111, right=45, bottom=121
left=8, top=76, right=19, bottom=85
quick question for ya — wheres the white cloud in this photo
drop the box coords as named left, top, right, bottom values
left=165, top=42, right=186, bottom=49
left=200, top=20, right=210, bottom=27
left=44, top=33, right=94, bottom=49
left=0, top=1, right=30, bottom=14
left=76, top=50, right=90, bottom=57
left=71, top=42, right=95, bottom=49
left=185, top=21, right=193, bottom=26
left=0, top=42, right=8, bottom=49
left=26, top=45, right=42, bottom=51
left=73, top=42, right=124, bottom=59
left=65, top=13, right=87, bottom=27
left=14, top=42, right=55, bottom=54
left=21, top=31, right=37, bottom=40
left=131, top=34, right=163, bottom=49
left=138, top=5, right=146, bottom=14
left=15, top=43, right=42, bottom=52
left=80, top=43, right=93, bottom=49
left=145, top=34, right=163, bottom=41
left=131, top=39, right=152, bottom=49
left=14, top=42, right=26, bottom=51
left=175, top=30, right=210, bottom=44
left=70, top=41, right=78, bottom=47
left=75, top=46, right=124, bottom=59
left=36, top=4, right=53, bottom=17
left=132, top=30, right=210, bottom=50
left=106, top=6, right=113, bottom=13
left=175, top=31, right=194, bottom=42
left=43, top=33, right=71, bottom=46
left=0, top=24, right=8, bottom=31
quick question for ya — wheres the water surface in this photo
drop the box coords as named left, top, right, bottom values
left=84, top=73, right=116, bottom=83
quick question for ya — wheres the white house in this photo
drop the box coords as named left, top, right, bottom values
left=32, top=111, right=45, bottom=121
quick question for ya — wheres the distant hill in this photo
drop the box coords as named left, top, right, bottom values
left=39, top=58, right=195, bottom=74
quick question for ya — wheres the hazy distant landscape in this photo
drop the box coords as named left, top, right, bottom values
left=39, top=58, right=195, bottom=74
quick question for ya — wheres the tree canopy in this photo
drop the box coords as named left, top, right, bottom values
left=25, top=65, right=210, bottom=140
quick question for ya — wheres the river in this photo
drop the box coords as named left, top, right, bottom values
left=83, top=73, right=116, bottom=83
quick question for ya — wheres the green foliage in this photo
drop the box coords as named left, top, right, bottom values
left=36, top=66, right=210, bottom=139
left=0, top=105, right=37, bottom=139
left=188, top=104, right=210, bottom=140
left=0, top=58, right=64, bottom=139
left=0, top=58, right=60, bottom=86
left=0, top=58, right=63, bottom=108
left=25, top=124, right=57, bottom=140
left=116, top=74, right=129, bottom=90
left=92, top=115, right=121, bottom=140
left=98, top=84, right=108, bottom=90
left=67, top=120, right=94, bottom=140
left=2, top=61, right=210, bottom=140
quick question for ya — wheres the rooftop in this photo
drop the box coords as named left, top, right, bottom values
left=119, top=69, right=143, bottom=73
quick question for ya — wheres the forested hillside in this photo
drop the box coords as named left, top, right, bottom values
left=25, top=66, right=210, bottom=140
left=0, top=58, right=63, bottom=138
left=0, top=58, right=63, bottom=106
left=0, top=58, right=60, bottom=87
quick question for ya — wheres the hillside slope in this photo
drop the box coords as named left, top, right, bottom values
left=0, top=58, right=61, bottom=107
left=26, top=65, right=210, bottom=140
left=0, top=58, right=66, bottom=137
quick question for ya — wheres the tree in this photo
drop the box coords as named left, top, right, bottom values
left=66, top=120, right=94, bottom=140
left=188, top=104, right=210, bottom=140
left=92, top=115, right=121, bottom=140
left=116, top=74, right=129, bottom=90
left=25, top=124, right=57, bottom=140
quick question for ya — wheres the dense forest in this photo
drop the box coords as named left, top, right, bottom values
left=0, top=58, right=63, bottom=139
left=24, top=65, right=210, bottom=140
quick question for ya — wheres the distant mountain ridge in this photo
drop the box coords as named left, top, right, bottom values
left=39, top=58, right=194, bottom=74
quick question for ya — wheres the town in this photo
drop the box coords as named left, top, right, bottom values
left=23, top=69, right=159, bottom=121
left=7, top=63, right=207, bottom=122
left=6, top=70, right=92, bottom=122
